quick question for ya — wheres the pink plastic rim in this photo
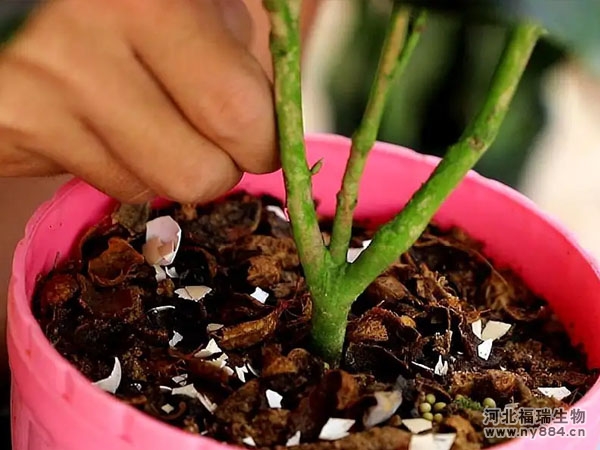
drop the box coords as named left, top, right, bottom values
left=8, top=133, right=600, bottom=450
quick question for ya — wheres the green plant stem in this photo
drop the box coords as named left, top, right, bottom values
left=344, top=22, right=544, bottom=299
left=263, top=0, right=329, bottom=294
left=329, top=8, right=427, bottom=266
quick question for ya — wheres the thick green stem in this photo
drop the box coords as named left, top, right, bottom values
left=310, top=291, right=354, bottom=364
left=344, top=23, right=544, bottom=299
left=329, top=8, right=426, bottom=266
left=263, top=0, right=329, bottom=294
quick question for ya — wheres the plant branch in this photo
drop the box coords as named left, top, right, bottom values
left=329, top=7, right=427, bottom=266
left=344, top=22, right=544, bottom=298
left=263, top=0, right=329, bottom=291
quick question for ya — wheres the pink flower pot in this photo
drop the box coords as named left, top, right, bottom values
left=8, top=134, right=600, bottom=450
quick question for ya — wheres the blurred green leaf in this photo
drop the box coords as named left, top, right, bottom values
left=399, top=0, right=600, bottom=73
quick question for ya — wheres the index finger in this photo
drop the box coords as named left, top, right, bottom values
left=122, top=0, right=278, bottom=174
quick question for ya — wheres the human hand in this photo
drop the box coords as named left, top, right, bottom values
left=0, top=0, right=277, bottom=204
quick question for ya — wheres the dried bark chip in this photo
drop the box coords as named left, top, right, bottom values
left=282, top=427, right=411, bottom=450
left=92, top=357, right=122, bottom=394
left=182, top=192, right=262, bottom=247
left=262, top=354, right=298, bottom=378
left=88, top=237, right=145, bottom=287
left=443, top=415, right=482, bottom=449
left=449, top=370, right=531, bottom=403
left=78, top=216, right=125, bottom=260
left=38, top=272, right=79, bottom=313
left=78, top=275, right=143, bottom=321
left=251, top=409, right=291, bottom=447
left=345, top=342, right=409, bottom=383
left=483, top=270, right=547, bottom=322
left=215, top=379, right=261, bottom=425
left=333, top=370, right=360, bottom=410
left=187, top=359, right=232, bottom=385
left=347, top=314, right=389, bottom=343
left=219, top=306, right=283, bottom=351
left=246, top=255, right=281, bottom=287
left=112, top=203, right=151, bottom=234
left=229, top=235, right=299, bottom=269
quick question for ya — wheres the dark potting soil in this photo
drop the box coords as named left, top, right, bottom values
left=33, top=192, right=598, bottom=449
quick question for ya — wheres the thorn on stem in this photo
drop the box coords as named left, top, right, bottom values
left=310, top=159, right=324, bottom=176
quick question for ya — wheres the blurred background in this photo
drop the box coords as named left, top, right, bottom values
left=301, top=0, right=600, bottom=259
left=0, top=0, right=599, bottom=446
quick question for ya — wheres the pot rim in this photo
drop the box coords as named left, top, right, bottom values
left=9, top=133, right=600, bottom=449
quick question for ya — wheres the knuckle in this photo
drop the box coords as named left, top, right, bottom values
left=209, top=73, right=270, bottom=141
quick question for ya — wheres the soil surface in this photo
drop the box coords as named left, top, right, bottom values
left=34, top=192, right=598, bottom=449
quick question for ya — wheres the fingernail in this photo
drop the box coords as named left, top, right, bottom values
left=213, top=0, right=253, bottom=45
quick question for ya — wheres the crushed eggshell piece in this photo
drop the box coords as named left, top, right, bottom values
left=266, top=205, right=288, bottom=221
left=286, top=431, right=301, bottom=446
left=481, top=320, right=512, bottom=341
left=412, top=361, right=434, bottom=372
left=154, top=265, right=167, bottom=282
left=92, top=357, right=122, bottom=394
left=171, top=383, right=198, bottom=399
left=172, top=374, right=188, bottom=385
left=434, top=356, right=449, bottom=376
left=198, top=392, right=217, bottom=413
left=148, top=305, right=176, bottom=314
left=347, top=240, right=372, bottom=263
left=235, top=365, right=249, bottom=383
left=175, top=285, right=212, bottom=301
left=242, top=436, right=257, bottom=447
left=171, top=384, right=217, bottom=413
left=143, top=216, right=181, bottom=266
left=477, top=339, right=493, bottom=360
left=471, top=319, right=483, bottom=339
left=168, top=330, right=183, bottom=347
left=319, top=418, right=355, bottom=441
left=363, top=390, right=403, bottom=428
left=409, top=433, right=456, bottom=450
left=165, top=266, right=179, bottom=278
left=194, top=339, right=222, bottom=358
left=538, top=387, right=572, bottom=400
left=161, top=404, right=175, bottom=414
left=207, top=323, right=224, bottom=332
left=403, top=418, right=433, bottom=434
left=266, top=389, right=283, bottom=409
left=250, top=287, right=269, bottom=304
left=206, top=354, right=230, bottom=371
